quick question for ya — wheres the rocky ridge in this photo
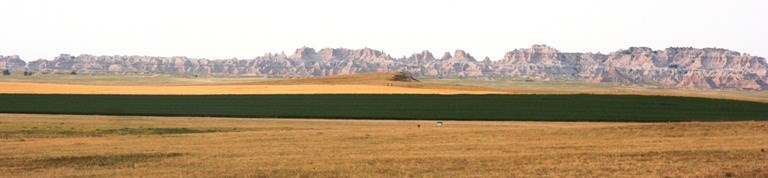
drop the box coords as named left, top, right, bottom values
left=1, top=45, right=766, bottom=90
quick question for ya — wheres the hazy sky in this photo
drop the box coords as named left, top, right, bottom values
left=1, top=0, right=766, bottom=61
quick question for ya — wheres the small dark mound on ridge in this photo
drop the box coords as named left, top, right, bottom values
left=391, top=72, right=419, bottom=82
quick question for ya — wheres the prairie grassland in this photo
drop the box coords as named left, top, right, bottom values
left=1, top=114, right=767, bottom=177
left=423, top=78, right=768, bottom=103
left=0, top=72, right=501, bottom=95
left=2, top=72, right=767, bottom=102
left=0, top=82, right=500, bottom=95
left=3, top=94, right=766, bottom=122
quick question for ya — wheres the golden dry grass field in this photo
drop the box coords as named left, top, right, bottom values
left=0, top=73, right=500, bottom=95
left=1, top=114, right=767, bottom=177
left=1, top=72, right=767, bottom=102
left=0, top=82, right=500, bottom=95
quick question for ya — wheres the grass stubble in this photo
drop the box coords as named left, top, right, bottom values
left=1, top=114, right=767, bottom=177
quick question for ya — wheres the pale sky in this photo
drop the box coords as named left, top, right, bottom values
left=1, top=0, right=766, bottom=61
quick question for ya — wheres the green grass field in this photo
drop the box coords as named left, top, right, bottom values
left=1, top=94, right=766, bottom=122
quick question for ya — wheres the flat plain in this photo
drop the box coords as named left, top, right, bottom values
left=1, top=94, right=766, bottom=122
left=1, top=114, right=767, bottom=177
left=0, top=73, right=499, bottom=95
left=1, top=72, right=767, bottom=103
left=2, top=73, right=768, bottom=177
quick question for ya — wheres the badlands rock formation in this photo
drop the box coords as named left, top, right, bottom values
left=0, top=55, right=25, bottom=71
left=1, top=45, right=766, bottom=90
